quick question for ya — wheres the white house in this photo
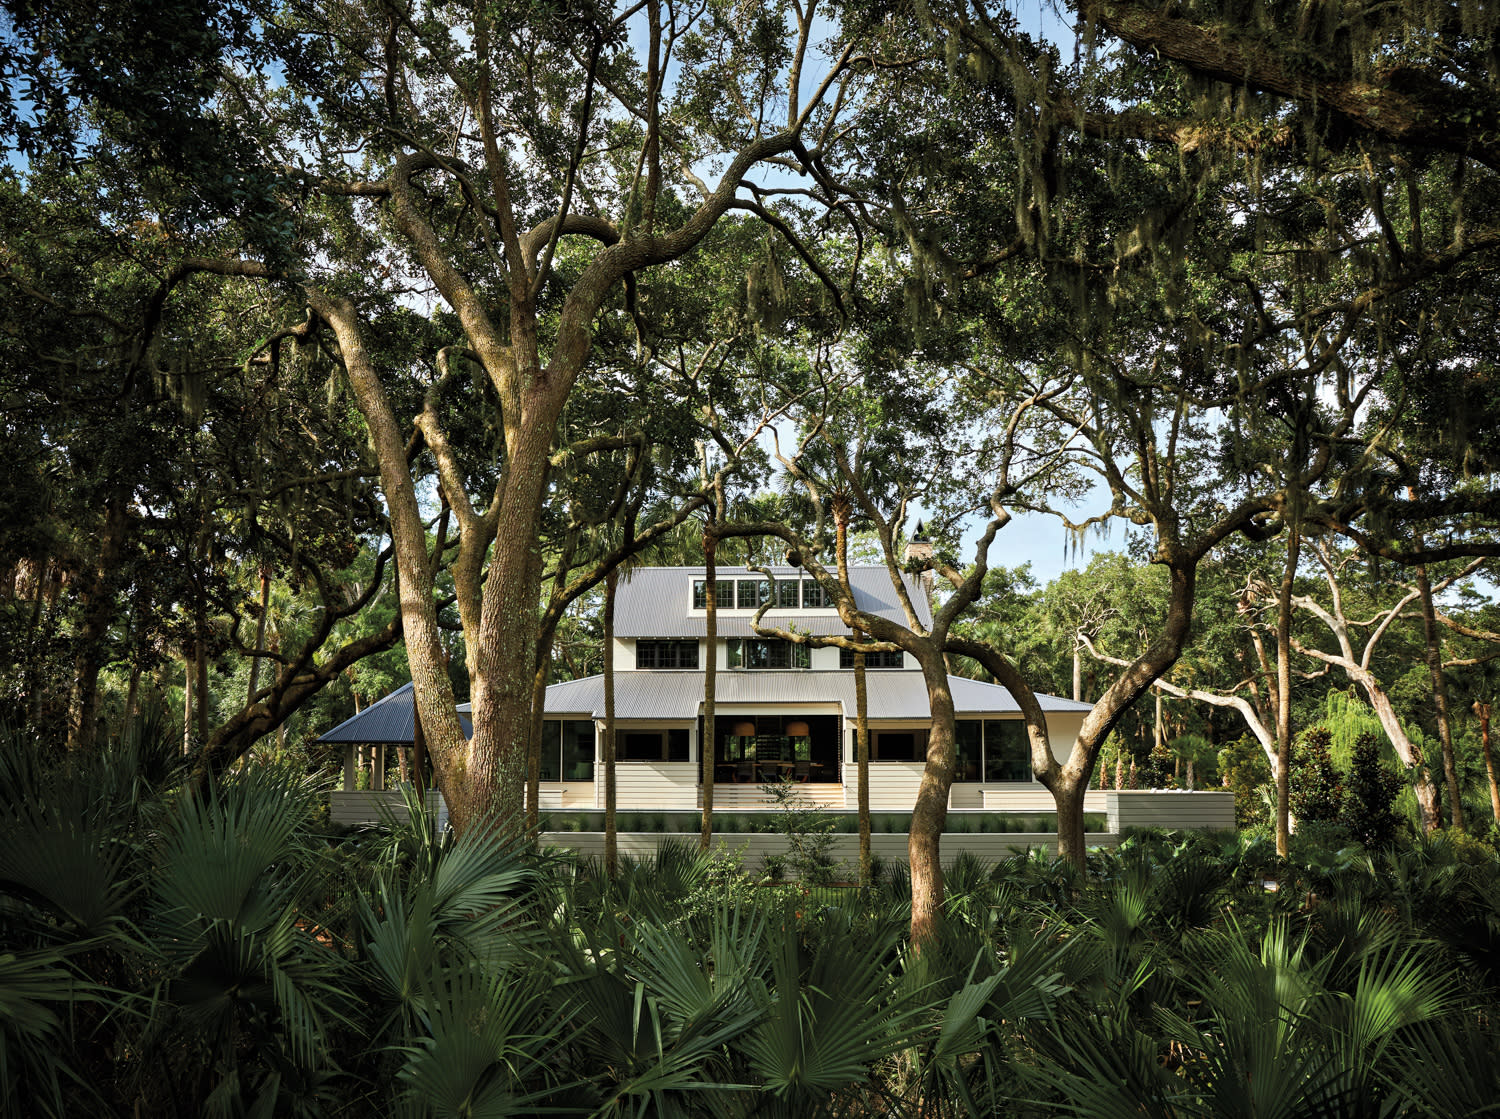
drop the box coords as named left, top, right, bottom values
left=326, top=565, right=1237, bottom=834
left=489, top=564, right=1091, bottom=814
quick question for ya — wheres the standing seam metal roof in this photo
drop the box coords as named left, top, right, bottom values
left=316, top=682, right=474, bottom=743
left=612, top=565, right=932, bottom=638
left=526, top=670, right=1092, bottom=721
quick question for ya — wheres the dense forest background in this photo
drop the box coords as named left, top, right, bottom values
left=4, top=0, right=1500, bottom=1111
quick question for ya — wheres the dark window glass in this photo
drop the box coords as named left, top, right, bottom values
left=984, top=720, right=1031, bottom=782
left=802, top=580, right=827, bottom=608
left=621, top=731, right=664, bottom=761
left=955, top=721, right=982, bottom=781
left=873, top=731, right=925, bottom=761
left=636, top=640, right=699, bottom=669
left=839, top=647, right=904, bottom=669
left=618, top=728, right=691, bottom=761
left=539, top=720, right=562, bottom=782
left=563, top=720, right=595, bottom=780
left=692, top=579, right=734, bottom=608
left=737, top=578, right=769, bottom=609
left=727, top=639, right=809, bottom=670
left=776, top=579, right=799, bottom=608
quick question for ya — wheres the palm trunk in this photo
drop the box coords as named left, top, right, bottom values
left=247, top=566, right=271, bottom=707
left=854, top=625, right=871, bottom=888
left=603, top=568, right=618, bottom=878
left=1275, top=526, right=1300, bottom=857
left=699, top=532, right=718, bottom=850
left=183, top=648, right=195, bottom=756
left=65, top=494, right=129, bottom=753
left=1415, top=557, right=1463, bottom=830
left=1477, top=702, right=1500, bottom=826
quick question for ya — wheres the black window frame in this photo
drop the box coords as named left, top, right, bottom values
left=692, top=578, right=735, bottom=609
left=727, top=638, right=811, bottom=670
left=635, top=639, right=700, bottom=669
left=840, top=647, right=905, bottom=669
left=736, top=578, right=769, bottom=609
left=801, top=579, right=827, bottom=608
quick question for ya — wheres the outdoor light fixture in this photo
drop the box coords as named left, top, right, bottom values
left=732, top=720, right=757, bottom=737
left=786, top=720, right=810, bottom=738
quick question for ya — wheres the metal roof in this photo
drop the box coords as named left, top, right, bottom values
left=316, top=682, right=474, bottom=744
left=506, top=670, right=1093, bottom=722
left=612, top=565, right=933, bottom=639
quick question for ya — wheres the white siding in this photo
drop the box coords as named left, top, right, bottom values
left=330, top=789, right=442, bottom=828
left=599, top=761, right=700, bottom=810
left=1105, top=790, right=1235, bottom=832
left=842, top=762, right=925, bottom=810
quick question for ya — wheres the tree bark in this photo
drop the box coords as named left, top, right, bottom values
left=247, top=565, right=271, bottom=707
left=603, top=568, right=618, bottom=877
left=1415, top=559, right=1464, bottom=830
left=855, top=627, right=871, bottom=889
left=65, top=492, right=129, bottom=753
left=699, top=532, right=718, bottom=851
left=1476, top=702, right=1500, bottom=827
left=908, top=660, right=956, bottom=951
left=1275, top=527, right=1300, bottom=858
left=182, top=648, right=194, bottom=756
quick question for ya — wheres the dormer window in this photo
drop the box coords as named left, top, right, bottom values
left=736, top=579, right=769, bottom=609
left=727, top=638, right=811, bottom=669
left=691, top=579, right=735, bottom=609
left=636, top=639, right=699, bottom=669
left=840, top=647, right=905, bottom=669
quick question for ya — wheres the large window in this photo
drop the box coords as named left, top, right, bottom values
left=736, top=578, right=769, bottom=609
left=775, top=579, right=799, bottom=608
left=692, top=579, right=735, bottom=609
left=727, top=638, right=811, bottom=669
left=840, top=647, right=905, bottom=669
left=871, top=729, right=927, bottom=761
left=983, top=720, right=1031, bottom=782
left=619, top=728, right=690, bottom=761
left=946, top=719, right=1032, bottom=782
left=801, top=580, right=828, bottom=608
left=539, top=720, right=596, bottom=781
left=635, top=639, right=699, bottom=669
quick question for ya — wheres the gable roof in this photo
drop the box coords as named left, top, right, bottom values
left=316, top=682, right=474, bottom=744
left=612, top=565, right=932, bottom=638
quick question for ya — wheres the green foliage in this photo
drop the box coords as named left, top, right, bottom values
left=1220, top=734, right=1273, bottom=829
left=1343, top=732, right=1407, bottom=851
left=9, top=719, right=1500, bottom=1115
left=1291, top=727, right=1344, bottom=825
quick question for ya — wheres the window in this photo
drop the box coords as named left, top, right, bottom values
left=727, top=638, right=810, bottom=669
left=736, top=578, right=769, bottom=609
left=984, top=721, right=1031, bottom=782
left=618, top=728, right=690, bottom=761
left=692, top=579, right=734, bottom=609
left=775, top=579, right=799, bottom=608
left=955, top=721, right=982, bottom=782
left=635, top=639, right=699, bottom=669
left=539, top=720, right=596, bottom=781
left=871, top=729, right=926, bottom=761
left=840, top=647, right=905, bottom=669
left=802, top=580, right=827, bottom=608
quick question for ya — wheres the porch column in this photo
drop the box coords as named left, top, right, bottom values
left=342, top=744, right=355, bottom=792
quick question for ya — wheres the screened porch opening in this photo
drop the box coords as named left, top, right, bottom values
left=704, top=713, right=841, bottom=784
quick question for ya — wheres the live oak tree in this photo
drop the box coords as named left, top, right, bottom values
left=121, top=1, right=871, bottom=830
